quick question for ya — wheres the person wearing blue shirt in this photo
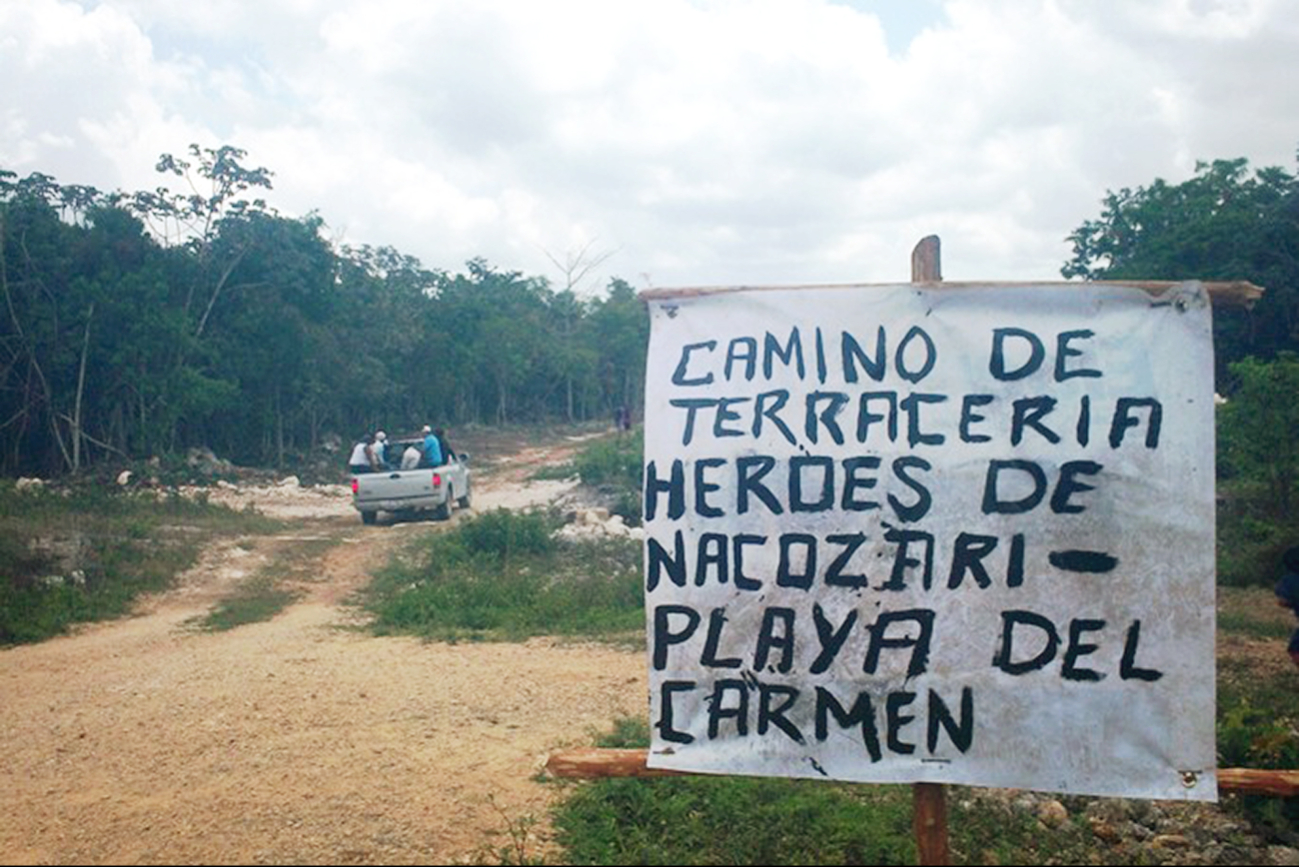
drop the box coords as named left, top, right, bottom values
left=422, top=425, right=443, bottom=468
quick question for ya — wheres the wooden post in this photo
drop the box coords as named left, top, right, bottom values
left=909, top=234, right=951, bottom=867
left=911, top=235, right=942, bottom=283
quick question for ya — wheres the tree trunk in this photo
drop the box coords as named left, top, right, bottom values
left=70, top=303, right=94, bottom=472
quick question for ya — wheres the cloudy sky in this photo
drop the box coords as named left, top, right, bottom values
left=3, top=0, right=1296, bottom=294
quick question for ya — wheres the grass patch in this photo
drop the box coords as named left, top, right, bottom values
left=360, top=508, right=643, bottom=643
left=190, top=537, right=338, bottom=632
left=0, top=482, right=282, bottom=645
left=549, top=718, right=1112, bottom=866
left=197, top=576, right=301, bottom=631
left=551, top=718, right=916, bottom=866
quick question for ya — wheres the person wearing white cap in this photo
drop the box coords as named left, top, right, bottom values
left=373, top=431, right=388, bottom=469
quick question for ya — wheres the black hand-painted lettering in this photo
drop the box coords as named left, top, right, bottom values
left=1076, top=394, right=1091, bottom=447
left=1007, top=533, right=1026, bottom=588
left=981, top=460, right=1047, bottom=515
left=889, top=456, right=933, bottom=523
left=1061, top=618, right=1107, bottom=682
left=713, top=397, right=750, bottom=438
left=1054, top=330, right=1102, bottom=381
left=857, top=392, right=899, bottom=444
left=1048, top=550, right=1119, bottom=573
left=694, top=458, right=726, bottom=518
left=901, top=393, right=947, bottom=447
left=790, top=456, right=835, bottom=513
left=1011, top=396, right=1060, bottom=446
left=758, top=683, right=805, bottom=744
left=652, top=604, right=701, bottom=670
left=669, top=398, right=717, bottom=446
left=737, top=455, right=783, bottom=515
left=990, top=328, right=1045, bottom=381
left=657, top=681, right=696, bottom=743
left=701, top=608, right=743, bottom=669
left=707, top=679, right=749, bottom=739
left=825, top=533, right=870, bottom=589
left=960, top=394, right=994, bottom=443
left=754, top=607, right=797, bottom=673
left=948, top=533, right=998, bottom=589
left=1050, top=461, right=1103, bottom=514
left=993, top=610, right=1060, bottom=675
left=732, top=534, right=767, bottom=591
left=805, top=391, right=849, bottom=445
left=864, top=609, right=935, bottom=679
left=814, top=687, right=882, bottom=762
left=810, top=604, right=859, bottom=674
left=927, top=687, right=974, bottom=754
left=1120, top=620, right=1163, bottom=681
left=814, top=327, right=828, bottom=384
left=882, top=528, right=935, bottom=591
left=777, top=534, right=817, bottom=590
left=841, top=327, right=887, bottom=383
left=671, top=341, right=717, bottom=386
left=644, top=459, right=685, bottom=521
left=896, top=326, right=937, bottom=384
left=764, top=329, right=805, bottom=380
left=1110, top=398, right=1162, bottom=449
left=886, top=691, right=918, bottom=754
left=754, top=390, right=797, bottom=445
left=841, top=456, right=883, bottom=511
left=724, top=337, right=758, bottom=381
left=647, top=531, right=686, bottom=592
left=696, top=533, right=729, bottom=586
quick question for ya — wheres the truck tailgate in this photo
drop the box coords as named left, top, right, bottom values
left=355, top=469, right=443, bottom=509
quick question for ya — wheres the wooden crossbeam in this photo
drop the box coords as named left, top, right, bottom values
left=545, top=747, right=1298, bottom=798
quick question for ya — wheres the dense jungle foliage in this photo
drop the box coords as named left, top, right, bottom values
left=1063, top=153, right=1299, bottom=582
left=0, top=145, right=648, bottom=477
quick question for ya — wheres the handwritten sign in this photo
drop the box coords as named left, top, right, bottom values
left=642, top=282, right=1217, bottom=801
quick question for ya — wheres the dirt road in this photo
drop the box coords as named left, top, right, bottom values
left=0, top=433, right=647, bottom=865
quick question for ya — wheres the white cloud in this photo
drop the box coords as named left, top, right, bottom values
left=3, top=0, right=1296, bottom=292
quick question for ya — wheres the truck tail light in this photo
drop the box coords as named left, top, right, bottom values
left=432, top=473, right=442, bottom=487
left=351, top=478, right=359, bottom=495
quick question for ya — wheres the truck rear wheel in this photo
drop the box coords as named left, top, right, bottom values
left=457, top=487, right=471, bottom=509
left=361, top=511, right=377, bottom=525
left=434, top=495, right=453, bottom=521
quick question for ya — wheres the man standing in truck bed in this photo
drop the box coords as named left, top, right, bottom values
left=422, top=425, right=443, bottom=468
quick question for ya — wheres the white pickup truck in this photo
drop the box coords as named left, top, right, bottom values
left=350, top=437, right=472, bottom=525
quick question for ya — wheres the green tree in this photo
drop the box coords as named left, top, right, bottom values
left=1063, top=155, right=1299, bottom=383
left=1218, top=353, right=1299, bottom=518
left=588, top=278, right=649, bottom=419
left=199, top=211, right=337, bottom=465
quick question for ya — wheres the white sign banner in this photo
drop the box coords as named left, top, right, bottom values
left=641, top=282, right=1217, bottom=801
